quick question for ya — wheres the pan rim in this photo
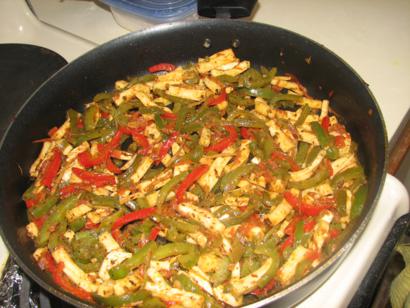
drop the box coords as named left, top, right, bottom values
left=0, top=19, right=387, bottom=308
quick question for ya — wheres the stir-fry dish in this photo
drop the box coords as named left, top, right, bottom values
left=23, top=49, right=367, bottom=307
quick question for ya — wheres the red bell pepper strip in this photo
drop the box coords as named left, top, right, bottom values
left=321, top=116, right=330, bottom=133
left=33, top=216, right=47, bottom=229
left=111, top=228, right=123, bottom=245
left=85, top=219, right=99, bottom=230
left=283, top=191, right=300, bottom=208
left=42, top=148, right=63, bottom=188
left=60, top=183, right=88, bottom=198
left=25, top=199, right=37, bottom=208
left=324, top=159, right=334, bottom=177
left=148, top=63, right=176, bottom=73
left=204, top=125, right=238, bottom=153
left=306, top=249, right=321, bottom=261
left=240, top=127, right=254, bottom=140
left=148, top=226, right=161, bottom=241
left=334, top=135, right=345, bottom=148
left=132, top=133, right=149, bottom=150
left=106, top=130, right=123, bottom=150
left=111, top=207, right=156, bottom=231
left=206, top=89, right=226, bottom=106
left=279, top=234, right=294, bottom=252
left=48, top=126, right=59, bottom=137
left=300, top=202, right=332, bottom=216
left=329, top=228, right=340, bottom=239
left=52, top=262, right=93, bottom=302
left=303, top=220, right=316, bottom=232
left=271, top=151, right=300, bottom=171
left=176, top=164, right=209, bottom=203
left=72, top=167, right=116, bottom=187
left=160, top=112, right=177, bottom=120
left=77, top=150, right=105, bottom=168
left=155, top=132, right=178, bottom=164
left=250, top=279, right=276, bottom=297
left=105, top=156, right=122, bottom=174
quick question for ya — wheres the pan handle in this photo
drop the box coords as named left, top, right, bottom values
left=197, top=0, right=257, bottom=19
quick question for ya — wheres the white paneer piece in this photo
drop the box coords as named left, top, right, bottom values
left=33, top=247, right=48, bottom=262
left=276, top=245, right=309, bottom=286
left=87, top=208, right=113, bottom=224
left=231, top=262, right=241, bottom=279
left=230, top=258, right=273, bottom=295
left=67, top=141, right=90, bottom=163
left=29, top=141, right=52, bottom=177
left=320, top=99, right=329, bottom=119
left=297, top=130, right=319, bottom=146
left=187, top=231, right=208, bottom=248
left=136, top=169, right=172, bottom=193
left=63, top=230, right=75, bottom=242
left=266, top=120, right=296, bottom=153
left=174, top=162, right=190, bottom=176
left=331, top=153, right=357, bottom=176
left=310, top=211, right=334, bottom=251
left=271, top=76, right=302, bottom=94
left=303, top=182, right=334, bottom=196
left=196, top=49, right=238, bottom=74
left=145, top=123, right=162, bottom=143
left=211, top=60, right=250, bottom=77
left=26, top=222, right=39, bottom=239
left=112, top=273, right=143, bottom=296
left=152, top=67, right=185, bottom=90
left=255, top=97, right=271, bottom=116
left=52, top=247, right=98, bottom=292
left=199, top=127, right=212, bottom=147
left=115, top=83, right=154, bottom=107
left=198, top=146, right=235, bottom=192
left=98, top=250, right=132, bottom=280
left=289, top=150, right=326, bottom=182
left=166, top=85, right=208, bottom=101
left=188, top=267, right=214, bottom=295
left=213, top=285, right=243, bottom=307
left=115, top=80, right=128, bottom=90
left=267, top=198, right=293, bottom=226
left=298, top=97, right=323, bottom=109
left=99, top=232, right=121, bottom=252
left=66, top=204, right=93, bottom=222
left=172, top=141, right=185, bottom=157
left=176, top=202, right=225, bottom=234
left=224, top=140, right=251, bottom=173
left=145, top=267, right=204, bottom=307
left=203, top=76, right=223, bottom=94
left=130, top=157, right=153, bottom=184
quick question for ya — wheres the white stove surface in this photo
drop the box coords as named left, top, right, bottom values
left=0, top=0, right=409, bottom=307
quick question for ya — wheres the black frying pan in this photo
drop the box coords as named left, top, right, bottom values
left=0, top=20, right=387, bottom=307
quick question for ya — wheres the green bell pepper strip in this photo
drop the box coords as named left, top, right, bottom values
left=31, top=194, right=59, bottom=219
left=177, top=250, right=199, bottom=269
left=305, top=145, right=321, bottom=166
left=230, top=235, right=246, bottom=263
left=67, top=109, right=80, bottom=134
left=228, top=92, right=254, bottom=107
left=216, top=74, right=239, bottom=84
left=154, top=113, right=165, bottom=129
left=160, top=217, right=198, bottom=234
left=142, top=298, right=167, bottom=308
left=331, top=166, right=365, bottom=188
left=189, top=145, right=204, bottom=163
left=156, top=171, right=189, bottom=207
left=294, top=104, right=311, bottom=126
left=232, top=117, right=266, bottom=129
left=109, top=241, right=157, bottom=280
left=69, top=216, right=86, bottom=232
left=176, top=104, right=189, bottom=131
left=71, top=127, right=114, bottom=146
left=311, top=121, right=330, bottom=147
left=255, top=250, right=280, bottom=289
left=220, top=204, right=257, bottom=227
left=48, top=219, right=68, bottom=251
left=23, top=184, right=36, bottom=201
left=175, top=274, right=222, bottom=308
left=294, top=220, right=304, bottom=245
left=98, top=209, right=125, bottom=232
left=210, top=256, right=230, bottom=286
left=75, top=260, right=101, bottom=273
left=219, top=164, right=256, bottom=192
left=152, top=242, right=196, bottom=260
left=83, top=105, right=99, bottom=131
left=326, top=145, right=340, bottom=160
left=128, top=74, right=156, bottom=86
left=93, top=92, right=112, bottom=102
left=154, top=89, right=195, bottom=106
left=295, top=142, right=310, bottom=166
left=294, top=258, right=313, bottom=282
left=84, top=192, right=119, bottom=208
left=37, top=194, right=81, bottom=247
left=288, top=166, right=330, bottom=190
left=350, top=184, right=368, bottom=219
left=335, top=189, right=347, bottom=215
left=93, top=290, right=151, bottom=307
left=269, top=93, right=301, bottom=105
